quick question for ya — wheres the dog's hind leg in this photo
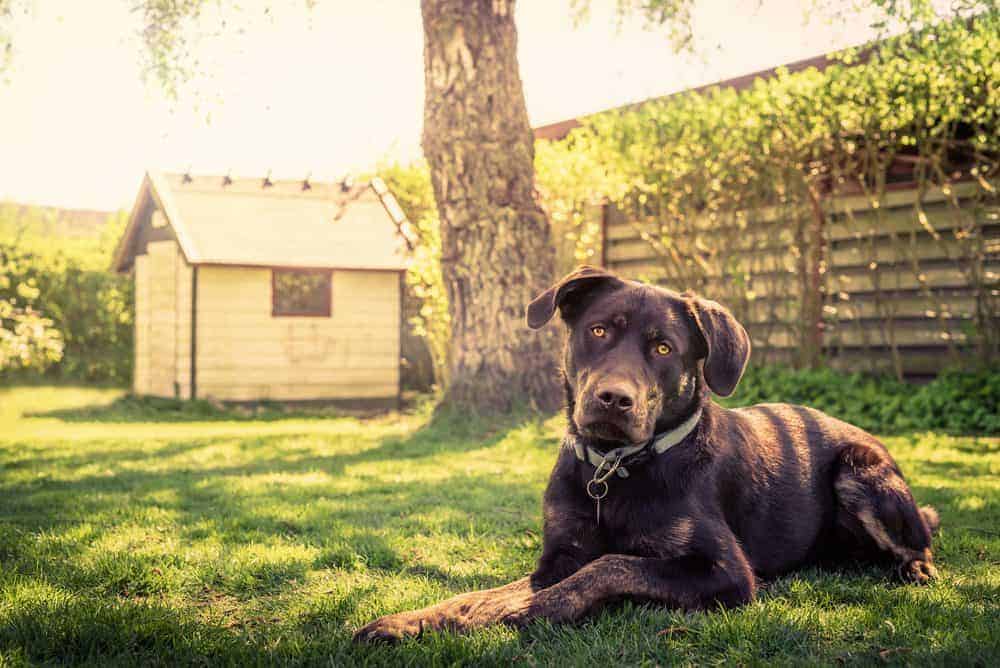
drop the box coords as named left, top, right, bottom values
left=833, top=443, right=938, bottom=583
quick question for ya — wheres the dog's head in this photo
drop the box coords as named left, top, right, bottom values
left=527, top=266, right=750, bottom=447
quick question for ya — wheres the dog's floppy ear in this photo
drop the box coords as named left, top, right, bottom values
left=526, top=266, right=624, bottom=329
left=688, top=296, right=751, bottom=397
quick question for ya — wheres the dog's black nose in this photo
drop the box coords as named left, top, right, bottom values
left=596, top=385, right=635, bottom=412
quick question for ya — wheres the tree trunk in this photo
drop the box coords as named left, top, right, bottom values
left=421, top=0, right=561, bottom=412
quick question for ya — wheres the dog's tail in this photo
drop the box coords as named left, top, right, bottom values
left=920, top=505, right=941, bottom=535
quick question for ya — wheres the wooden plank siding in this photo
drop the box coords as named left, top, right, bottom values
left=194, top=266, right=400, bottom=402
left=133, top=254, right=151, bottom=396
left=174, top=247, right=193, bottom=399
left=599, top=182, right=999, bottom=376
left=135, top=240, right=193, bottom=399
left=146, top=241, right=179, bottom=397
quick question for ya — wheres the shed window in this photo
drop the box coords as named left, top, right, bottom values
left=272, top=269, right=332, bottom=317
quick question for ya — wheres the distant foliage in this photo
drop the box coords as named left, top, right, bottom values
left=0, top=250, right=63, bottom=372
left=535, top=137, right=608, bottom=271
left=725, top=366, right=1000, bottom=434
left=377, top=161, right=451, bottom=389
left=0, top=206, right=132, bottom=383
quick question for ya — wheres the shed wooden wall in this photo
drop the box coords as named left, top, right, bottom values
left=194, top=266, right=400, bottom=402
left=133, top=239, right=192, bottom=398
left=133, top=254, right=150, bottom=395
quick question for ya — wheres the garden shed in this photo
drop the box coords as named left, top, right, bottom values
left=112, top=170, right=409, bottom=407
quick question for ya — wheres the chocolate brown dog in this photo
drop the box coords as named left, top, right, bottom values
left=355, top=266, right=939, bottom=642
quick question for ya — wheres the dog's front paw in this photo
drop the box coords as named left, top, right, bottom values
left=898, top=558, right=938, bottom=585
left=353, top=612, right=426, bottom=643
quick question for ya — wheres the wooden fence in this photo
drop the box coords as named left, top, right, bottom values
left=597, top=181, right=1000, bottom=377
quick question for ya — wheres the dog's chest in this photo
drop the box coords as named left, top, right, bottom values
left=594, top=479, right=695, bottom=557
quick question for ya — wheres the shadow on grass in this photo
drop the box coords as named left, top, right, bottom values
left=5, top=402, right=550, bottom=475
left=949, top=438, right=1000, bottom=455
left=24, top=394, right=353, bottom=423
left=908, top=458, right=998, bottom=482
left=22, top=390, right=533, bottom=434
left=0, top=407, right=550, bottom=594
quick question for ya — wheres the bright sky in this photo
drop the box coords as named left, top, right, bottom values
left=0, top=0, right=880, bottom=211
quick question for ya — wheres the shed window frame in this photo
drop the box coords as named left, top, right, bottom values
left=271, top=268, right=333, bottom=317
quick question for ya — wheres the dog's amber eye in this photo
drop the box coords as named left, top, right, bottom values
left=591, top=326, right=607, bottom=338
left=656, top=342, right=672, bottom=356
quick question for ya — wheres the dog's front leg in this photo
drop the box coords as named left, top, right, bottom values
left=524, top=549, right=756, bottom=624
left=531, top=465, right=608, bottom=589
left=353, top=576, right=537, bottom=643
left=356, top=546, right=754, bottom=642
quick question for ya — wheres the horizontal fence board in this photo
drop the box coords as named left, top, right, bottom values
left=827, top=262, right=998, bottom=293
left=606, top=240, right=802, bottom=275
left=605, top=221, right=798, bottom=249
left=826, top=348, right=978, bottom=376
left=824, top=294, right=980, bottom=321
left=827, top=209, right=997, bottom=244
left=825, top=324, right=971, bottom=347
left=829, top=236, right=982, bottom=268
left=827, top=181, right=981, bottom=217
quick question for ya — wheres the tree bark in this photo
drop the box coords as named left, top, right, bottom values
left=421, top=0, right=561, bottom=412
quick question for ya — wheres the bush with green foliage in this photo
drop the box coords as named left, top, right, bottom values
left=0, top=253, right=63, bottom=372
left=377, top=160, right=451, bottom=389
left=724, top=365, right=1000, bottom=434
left=0, top=208, right=132, bottom=384
left=539, top=11, right=999, bottom=249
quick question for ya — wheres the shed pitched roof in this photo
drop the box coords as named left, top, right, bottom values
left=113, top=171, right=410, bottom=273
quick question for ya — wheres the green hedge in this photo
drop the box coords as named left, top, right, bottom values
left=724, top=366, right=1000, bottom=435
left=0, top=210, right=133, bottom=385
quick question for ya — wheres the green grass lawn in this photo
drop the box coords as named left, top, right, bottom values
left=1, top=386, right=997, bottom=666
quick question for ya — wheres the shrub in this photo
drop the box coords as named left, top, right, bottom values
left=0, top=208, right=132, bottom=384
left=904, top=368, right=1000, bottom=434
left=377, top=160, right=450, bottom=390
left=724, top=365, right=1000, bottom=434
